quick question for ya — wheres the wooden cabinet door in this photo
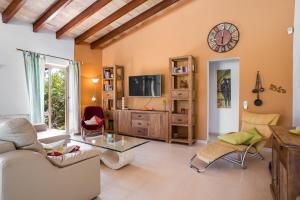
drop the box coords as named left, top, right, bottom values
left=149, top=114, right=161, bottom=138
left=149, top=113, right=168, bottom=140
left=117, top=111, right=131, bottom=133
left=279, top=162, right=288, bottom=200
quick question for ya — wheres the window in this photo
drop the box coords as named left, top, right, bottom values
left=44, top=64, right=68, bottom=130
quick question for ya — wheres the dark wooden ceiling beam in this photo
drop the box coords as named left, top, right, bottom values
left=75, top=0, right=147, bottom=44
left=2, top=0, right=27, bottom=23
left=56, top=0, right=112, bottom=39
left=91, top=0, right=180, bottom=49
left=33, top=0, right=72, bottom=32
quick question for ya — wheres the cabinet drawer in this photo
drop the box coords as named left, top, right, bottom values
left=171, top=90, right=189, bottom=99
left=132, top=127, right=148, bottom=136
left=171, top=114, right=188, bottom=124
left=132, top=113, right=149, bottom=120
left=132, top=120, right=148, bottom=128
left=103, top=91, right=113, bottom=99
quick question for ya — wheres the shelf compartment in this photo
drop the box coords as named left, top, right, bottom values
left=170, top=100, right=190, bottom=114
left=170, top=125, right=189, bottom=140
left=171, top=74, right=190, bottom=89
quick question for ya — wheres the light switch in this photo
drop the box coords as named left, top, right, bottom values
left=243, top=101, right=248, bottom=110
left=287, top=26, right=294, bottom=35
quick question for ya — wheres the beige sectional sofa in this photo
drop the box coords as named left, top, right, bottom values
left=0, top=118, right=101, bottom=200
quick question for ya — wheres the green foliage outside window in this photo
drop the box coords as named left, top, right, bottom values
left=44, top=68, right=65, bottom=130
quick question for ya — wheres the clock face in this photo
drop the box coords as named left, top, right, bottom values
left=207, top=22, right=239, bottom=53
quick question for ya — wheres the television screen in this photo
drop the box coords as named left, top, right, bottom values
left=128, top=75, right=162, bottom=97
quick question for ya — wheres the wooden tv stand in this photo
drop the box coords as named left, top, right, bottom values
left=115, top=109, right=169, bottom=142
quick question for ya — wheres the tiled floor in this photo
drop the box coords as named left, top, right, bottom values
left=97, top=141, right=272, bottom=200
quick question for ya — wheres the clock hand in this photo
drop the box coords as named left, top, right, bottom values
left=221, top=31, right=224, bottom=44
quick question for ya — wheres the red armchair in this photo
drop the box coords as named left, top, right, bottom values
left=81, top=106, right=105, bottom=138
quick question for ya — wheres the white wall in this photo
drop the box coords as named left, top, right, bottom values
left=293, top=0, right=300, bottom=126
left=208, top=59, right=240, bottom=135
left=0, top=15, right=74, bottom=115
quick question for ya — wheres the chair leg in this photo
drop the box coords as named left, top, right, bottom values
left=81, top=128, right=86, bottom=139
left=189, top=153, right=232, bottom=173
left=248, top=152, right=264, bottom=160
left=189, top=154, right=207, bottom=173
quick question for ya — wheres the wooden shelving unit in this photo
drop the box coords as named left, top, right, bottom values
left=102, top=65, right=124, bottom=132
left=169, top=55, right=196, bottom=145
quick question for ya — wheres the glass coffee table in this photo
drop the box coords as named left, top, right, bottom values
left=71, top=134, right=149, bottom=170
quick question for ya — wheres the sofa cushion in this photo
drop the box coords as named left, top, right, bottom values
left=0, top=118, right=37, bottom=147
left=21, top=142, right=46, bottom=156
left=0, top=118, right=45, bottom=155
left=0, top=140, right=16, bottom=153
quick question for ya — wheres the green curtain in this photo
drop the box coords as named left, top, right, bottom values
left=68, top=61, right=80, bottom=134
left=23, top=52, right=45, bottom=124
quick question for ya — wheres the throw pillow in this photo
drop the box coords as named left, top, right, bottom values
left=94, top=116, right=103, bottom=126
left=243, top=128, right=264, bottom=145
left=218, top=132, right=254, bottom=145
left=44, top=145, right=80, bottom=157
left=84, top=116, right=98, bottom=125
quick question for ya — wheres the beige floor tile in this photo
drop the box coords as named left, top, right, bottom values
left=98, top=141, right=272, bottom=200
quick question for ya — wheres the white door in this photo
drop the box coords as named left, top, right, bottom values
left=208, top=59, right=240, bottom=135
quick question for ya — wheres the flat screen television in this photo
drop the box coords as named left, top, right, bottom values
left=128, top=75, right=162, bottom=97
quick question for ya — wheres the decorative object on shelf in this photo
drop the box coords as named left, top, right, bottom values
left=104, top=83, right=113, bottom=91
left=289, top=126, right=300, bottom=135
left=217, top=69, right=231, bottom=108
left=172, top=65, right=188, bottom=74
left=252, top=71, right=264, bottom=106
left=121, top=97, right=125, bottom=110
left=180, top=108, right=188, bottom=114
left=104, top=69, right=111, bottom=79
left=269, top=84, right=286, bottom=94
left=169, top=55, right=196, bottom=145
left=163, top=98, right=167, bottom=111
left=180, top=80, right=188, bottom=88
left=207, top=22, right=239, bottom=53
left=91, top=78, right=99, bottom=102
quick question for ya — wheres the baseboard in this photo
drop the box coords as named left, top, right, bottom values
left=196, top=140, right=208, bottom=144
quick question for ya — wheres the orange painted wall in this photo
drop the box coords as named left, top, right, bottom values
left=101, top=0, right=294, bottom=140
left=75, top=44, right=102, bottom=115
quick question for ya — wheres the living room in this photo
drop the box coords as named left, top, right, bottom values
left=0, top=0, right=299, bottom=200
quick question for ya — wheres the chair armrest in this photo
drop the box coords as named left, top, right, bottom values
left=0, top=141, right=16, bottom=154
left=39, top=134, right=70, bottom=144
left=33, top=123, right=48, bottom=132
left=0, top=150, right=52, bottom=170
left=47, top=149, right=100, bottom=168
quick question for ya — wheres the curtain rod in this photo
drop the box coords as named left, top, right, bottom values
left=16, top=48, right=81, bottom=63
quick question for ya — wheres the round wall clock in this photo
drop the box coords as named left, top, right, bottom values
left=207, top=22, right=239, bottom=53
